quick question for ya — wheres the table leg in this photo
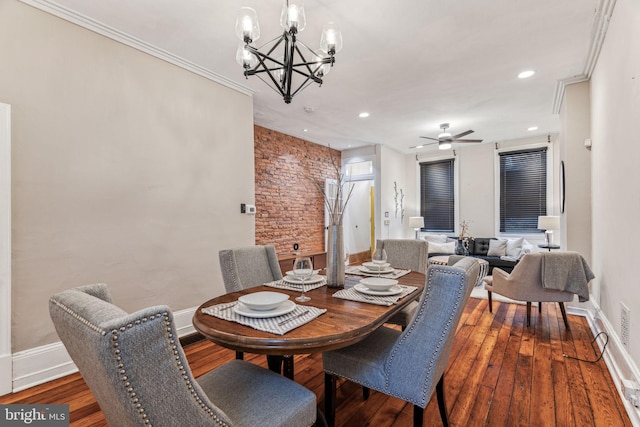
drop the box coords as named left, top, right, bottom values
left=283, top=355, right=295, bottom=380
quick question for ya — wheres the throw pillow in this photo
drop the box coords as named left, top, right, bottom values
left=424, top=234, right=448, bottom=243
left=487, top=239, right=507, bottom=256
left=428, top=241, right=456, bottom=254
left=506, top=237, right=524, bottom=257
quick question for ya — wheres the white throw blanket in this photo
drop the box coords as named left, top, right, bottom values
left=540, top=252, right=594, bottom=302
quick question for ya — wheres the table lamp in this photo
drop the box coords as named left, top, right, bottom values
left=409, top=216, right=424, bottom=240
left=537, top=215, right=560, bottom=246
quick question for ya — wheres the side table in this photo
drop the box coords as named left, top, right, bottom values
left=538, top=244, right=560, bottom=252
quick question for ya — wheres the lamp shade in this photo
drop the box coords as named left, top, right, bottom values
left=537, top=215, right=560, bottom=230
left=409, top=216, right=424, bottom=228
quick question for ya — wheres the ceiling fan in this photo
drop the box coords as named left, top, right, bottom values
left=412, top=123, right=483, bottom=150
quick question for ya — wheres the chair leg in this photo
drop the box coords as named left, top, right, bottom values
left=324, top=373, right=336, bottom=427
left=235, top=351, right=244, bottom=360
left=526, top=302, right=532, bottom=327
left=559, top=302, right=571, bottom=330
left=539, top=302, right=542, bottom=313
left=362, top=386, right=370, bottom=400
left=267, top=355, right=283, bottom=375
left=413, top=405, right=424, bottom=427
left=436, top=375, right=449, bottom=427
left=487, top=291, right=493, bottom=313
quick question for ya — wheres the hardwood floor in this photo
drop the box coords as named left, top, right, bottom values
left=1, top=297, right=632, bottom=426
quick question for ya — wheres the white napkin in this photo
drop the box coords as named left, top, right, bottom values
left=201, top=302, right=327, bottom=335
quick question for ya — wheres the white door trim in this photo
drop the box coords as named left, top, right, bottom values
left=0, top=103, right=12, bottom=395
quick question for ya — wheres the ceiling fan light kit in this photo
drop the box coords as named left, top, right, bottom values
left=235, top=0, right=342, bottom=104
left=414, top=122, right=483, bottom=150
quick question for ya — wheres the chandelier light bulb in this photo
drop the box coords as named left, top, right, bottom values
left=321, top=22, right=342, bottom=54
left=235, top=7, right=260, bottom=43
left=281, top=1, right=306, bottom=32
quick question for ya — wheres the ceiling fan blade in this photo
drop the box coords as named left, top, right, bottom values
left=452, top=130, right=474, bottom=139
left=409, top=141, right=438, bottom=148
left=452, top=139, right=483, bottom=143
left=419, top=136, right=439, bottom=141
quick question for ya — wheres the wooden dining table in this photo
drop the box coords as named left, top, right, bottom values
left=192, top=270, right=426, bottom=378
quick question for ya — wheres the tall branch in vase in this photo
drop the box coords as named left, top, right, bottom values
left=309, top=146, right=354, bottom=286
left=311, top=147, right=355, bottom=226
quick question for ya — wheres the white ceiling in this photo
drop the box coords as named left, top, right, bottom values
left=45, top=0, right=603, bottom=153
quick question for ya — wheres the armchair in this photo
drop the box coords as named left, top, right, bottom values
left=323, top=257, right=479, bottom=427
left=49, top=284, right=317, bottom=427
left=484, top=252, right=582, bottom=329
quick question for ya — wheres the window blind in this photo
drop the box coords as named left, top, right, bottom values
left=499, top=147, right=547, bottom=232
left=420, top=159, right=455, bottom=232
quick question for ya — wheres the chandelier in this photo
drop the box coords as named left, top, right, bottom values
left=235, top=0, right=343, bottom=104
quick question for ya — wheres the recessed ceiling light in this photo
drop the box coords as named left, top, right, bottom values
left=303, top=128, right=308, bottom=132
left=358, top=112, right=370, bottom=118
left=528, top=126, right=538, bottom=131
left=414, top=145, right=424, bottom=149
left=518, top=70, right=535, bottom=79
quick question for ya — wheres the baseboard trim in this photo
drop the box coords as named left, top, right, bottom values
left=11, top=306, right=197, bottom=392
left=581, top=302, right=640, bottom=425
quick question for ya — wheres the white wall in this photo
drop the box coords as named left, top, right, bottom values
left=590, top=0, right=640, bottom=381
left=379, top=145, right=409, bottom=239
left=407, top=138, right=556, bottom=240
left=0, top=1, right=255, bottom=352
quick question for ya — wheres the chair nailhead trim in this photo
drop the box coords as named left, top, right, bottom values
left=49, top=298, right=105, bottom=335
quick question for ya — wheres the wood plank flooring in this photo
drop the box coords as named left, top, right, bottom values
left=1, top=297, right=632, bottom=426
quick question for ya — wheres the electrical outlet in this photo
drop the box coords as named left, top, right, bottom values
left=621, top=379, right=640, bottom=406
left=621, top=302, right=630, bottom=350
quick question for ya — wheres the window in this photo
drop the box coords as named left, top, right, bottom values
left=420, top=159, right=455, bottom=232
left=499, top=147, right=547, bottom=233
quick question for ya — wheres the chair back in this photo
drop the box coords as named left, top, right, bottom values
left=376, top=239, right=429, bottom=273
left=507, top=252, right=543, bottom=284
left=219, top=245, right=283, bottom=292
left=385, top=257, right=479, bottom=407
left=49, top=284, right=233, bottom=427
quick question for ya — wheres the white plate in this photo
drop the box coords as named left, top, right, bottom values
left=283, top=275, right=324, bottom=284
left=358, top=266, right=395, bottom=274
left=362, top=261, right=391, bottom=270
left=354, top=283, right=403, bottom=296
left=359, top=277, right=399, bottom=291
left=238, top=291, right=289, bottom=311
left=286, top=270, right=320, bottom=277
left=234, top=300, right=296, bottom=318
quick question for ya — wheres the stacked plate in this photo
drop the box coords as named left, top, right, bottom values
left=283, top=270, right=324, bottom=285
left=234, top=291, right=296, bottom=318
left=358, top=261, right=394, bottom=275
left=354, top=277, right=403, bottom=296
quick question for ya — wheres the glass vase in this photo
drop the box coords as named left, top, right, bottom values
left=326, top=224, right=345, bottom=287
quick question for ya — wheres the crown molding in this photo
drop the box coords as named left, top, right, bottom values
left=18, top=0, right=254, bottom=97
left=551, top=0, right=617, bottom=114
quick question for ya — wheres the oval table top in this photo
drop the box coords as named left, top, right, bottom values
left=192, top=271, right=426, bottom=356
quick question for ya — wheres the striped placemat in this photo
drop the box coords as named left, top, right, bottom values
left=345, top=266, right=412, bottom=279
left=332, top=285, right=418, bottom=306
left=265, top=277, right=327, bottom=291
left=201, top=302, right=327, bottom=335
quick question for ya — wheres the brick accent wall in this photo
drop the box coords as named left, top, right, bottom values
left=254, top=125, right=341, bottom=257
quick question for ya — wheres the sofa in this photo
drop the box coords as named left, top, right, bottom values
left=425, top=235, right=534, bottom=274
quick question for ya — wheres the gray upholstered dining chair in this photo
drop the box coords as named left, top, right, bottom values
left=323, top=257, right=479, bottom=427
left=374, top=239, right=429, bottom=329
left=49, top=283, right=317, bottom=427
left=218, top=245, right=287, bottom=371
left=218, top=245, right=283, bottom=293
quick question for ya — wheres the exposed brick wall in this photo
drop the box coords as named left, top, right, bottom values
left=254, top=125, right=341, bottom=257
